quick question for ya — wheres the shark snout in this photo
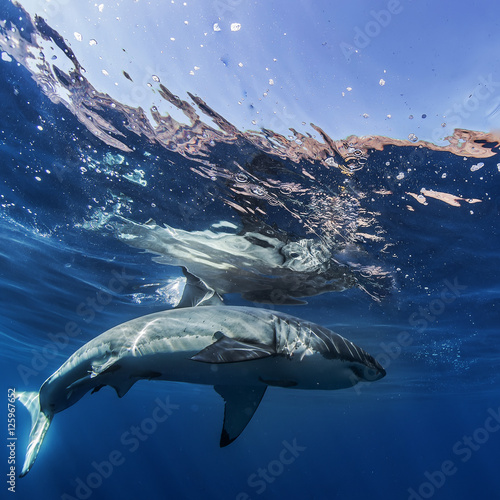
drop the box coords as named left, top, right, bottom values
left=362, top=360, right=386, bottom=382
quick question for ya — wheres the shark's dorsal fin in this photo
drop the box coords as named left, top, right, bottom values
left=214, top=385, right=267, bottom=447
left=191, top=332, right=275, bottom=363
left=176, top=267, right=223, bottom=308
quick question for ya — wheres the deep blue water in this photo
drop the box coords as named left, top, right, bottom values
left=2, top=3, right=500, bottom=500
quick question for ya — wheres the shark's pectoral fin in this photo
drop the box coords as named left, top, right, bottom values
left=176, top=267, right=223, bottom=308
left=191, top=332, right=275, bottom=363
left=214, top=385, right=267, bottom=447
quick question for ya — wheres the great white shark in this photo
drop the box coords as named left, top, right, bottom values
left=17, top=297, right=386, bottom=477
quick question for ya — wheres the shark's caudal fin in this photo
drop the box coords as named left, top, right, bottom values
left=16, top=391, right=53, bottom=477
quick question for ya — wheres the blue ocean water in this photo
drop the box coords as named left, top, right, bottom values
left=1, top=2, right=500, bottom=499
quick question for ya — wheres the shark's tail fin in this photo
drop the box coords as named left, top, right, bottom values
left=16, top=390, right=53, bottom=477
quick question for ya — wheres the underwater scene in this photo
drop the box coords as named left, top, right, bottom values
left=1, top=1, right=500, bottom=499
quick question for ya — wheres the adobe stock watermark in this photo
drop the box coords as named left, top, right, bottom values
left=61, top=395, right=179, bottom=500
left=408, top=405, right=500, bottom=499
left=16, top=267, right=136, bottom=385
left=352, top=277, right=467, bottom=393
left=265, top=108, right=297, bottom=137
left=236, top=439, right=306, bottom=499
left=339, top=0, right=403, bottom=62
left=213, top=0, right=243, bottom=18
left=34, top=0, right=71, bottom=19
left=432, top=74, right=500, bottom=143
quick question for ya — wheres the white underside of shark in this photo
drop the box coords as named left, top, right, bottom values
left=17, top=304, right=385, bottom=477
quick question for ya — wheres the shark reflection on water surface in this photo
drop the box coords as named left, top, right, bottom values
left=115, top=217, right=393, bottom=305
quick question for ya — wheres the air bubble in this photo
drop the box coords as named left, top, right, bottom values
left=235, top=173, right=248, bottom=183
left=279, top=185, right=292, bottom=195
left=251, top=186, right=266, bottom=196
